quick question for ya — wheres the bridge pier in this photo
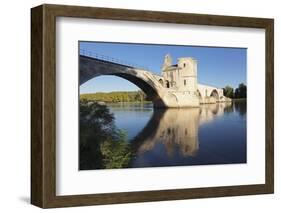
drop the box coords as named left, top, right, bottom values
left=152, top=91, right=200, bottom=108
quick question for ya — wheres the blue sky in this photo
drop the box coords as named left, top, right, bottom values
left=79, top=41, right=246, bottom=94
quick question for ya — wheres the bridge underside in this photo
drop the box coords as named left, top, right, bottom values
left=80, top=56, right=167, bottom=108
left=112, top=73, right=166, bottom=107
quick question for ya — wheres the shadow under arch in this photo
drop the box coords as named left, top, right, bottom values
left=79, top=55, right=166, bottom=107
left=197, top=89, right=203, bottom=103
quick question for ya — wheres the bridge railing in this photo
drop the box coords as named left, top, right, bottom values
left=80, top=49, right=151, bottom=71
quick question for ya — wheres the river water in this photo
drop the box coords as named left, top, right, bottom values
left=108, top=101, right=246, bottom=168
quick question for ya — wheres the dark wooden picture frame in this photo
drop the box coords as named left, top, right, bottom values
left=31, top=4, right=274, bottom=208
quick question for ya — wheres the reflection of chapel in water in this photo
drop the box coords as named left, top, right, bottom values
left=134, top=102, right=232, bottom=158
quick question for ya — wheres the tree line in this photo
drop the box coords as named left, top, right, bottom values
left=80, top=91, right=150, bottom=103
left=223, top=83, right=247, bottom=99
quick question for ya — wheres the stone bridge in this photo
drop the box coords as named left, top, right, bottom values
left=80, top=54, right=231, bottom=108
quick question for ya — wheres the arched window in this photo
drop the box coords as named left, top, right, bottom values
left=184, top=80, right=186, bottom=86
left=166, top=80, right=170, bottom=88
left=159, top=79, right=164, bottom=86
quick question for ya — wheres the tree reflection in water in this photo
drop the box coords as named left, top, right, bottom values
left=233, top=100, right=247, bottom=117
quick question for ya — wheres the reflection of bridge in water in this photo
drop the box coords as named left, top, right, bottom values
left=131, top=102, right=233, bottom=158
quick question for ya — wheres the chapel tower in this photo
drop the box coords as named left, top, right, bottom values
left=177, top=57, right=198, bottom=93
left=161, top=54, right=198, bottom=93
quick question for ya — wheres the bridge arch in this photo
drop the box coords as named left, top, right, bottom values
left=210, top=89, right=219, bottom=101
left=80, top=56, right=166, bottom=107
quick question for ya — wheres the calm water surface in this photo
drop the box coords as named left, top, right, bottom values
left=107, top=101, right=246, bottom=168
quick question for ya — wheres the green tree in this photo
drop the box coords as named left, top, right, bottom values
left=100, top=130, right=132, bottom=169
left=234, top=83, right=247, bottom=99
left=223, top=85, right=234, bottom=98
left=79, top=99, right=133, bottom=170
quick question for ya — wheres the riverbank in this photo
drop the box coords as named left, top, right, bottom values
left=80, top=98, right=152, bottom=105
